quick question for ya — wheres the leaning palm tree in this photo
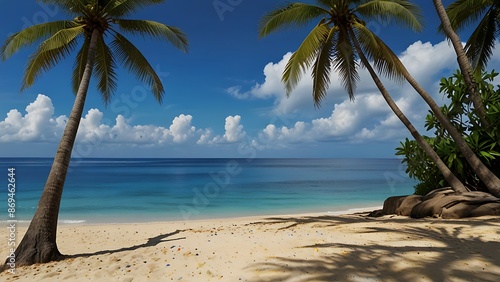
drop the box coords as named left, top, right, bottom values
left=434, top=0, right=490, bottom=128
left=0, top=0, right=188, bottom=267
left=260, top=0, right=500, bottom=198
left=259, top=0, right=468, bottom=193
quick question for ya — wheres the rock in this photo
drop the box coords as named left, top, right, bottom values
left=381, top=187, right=500, bottom=219
left=367, top=209, right=385, bottom=217
left=441, top=202, right=500, bottom=219
left=396, top=195, right=423, bottom=216
left=422, top=187, right=454, bottom=201
left=383, top=196, right=408, bottom=215
left=411, top=190, right=500, bottom=219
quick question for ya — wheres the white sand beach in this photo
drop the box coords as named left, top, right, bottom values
left=1, top=211, right=499, bottom=281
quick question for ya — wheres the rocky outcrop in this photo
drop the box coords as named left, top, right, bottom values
left=373, top=187, right=500, bottom=219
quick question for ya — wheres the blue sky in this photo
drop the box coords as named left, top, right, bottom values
left=0, top=0, right=499, bottom=158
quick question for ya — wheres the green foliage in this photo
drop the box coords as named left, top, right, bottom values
left=397, top=70, right=500, bottom=194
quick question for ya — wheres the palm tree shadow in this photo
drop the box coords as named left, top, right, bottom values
left=64, top=229, right=189, bottom=259
left=246, top=215, right=500, bottom=282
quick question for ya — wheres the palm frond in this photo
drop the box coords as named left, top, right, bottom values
left=72, top=37, right=90, bottom=94
left=104, top=0, right=165, bottom=18
left=311, top=26, right=338, bottom=105
left=37, top=25, right=85, bottom=53
left=259, top=3, right=328, bottom=38
left=22, top=37, right=79, bottom=90
left=37, top=0, right=92, bottom=15
left=111, top=32, right=164, bottom=102
left=465, top=9, right=498, bottom=71
left=1, top=21, right=78, bottom=60
left=331, top=27, right=359, bottom=101
left=353, top=22, right=406, bottom=83
left=444, top=0, right=491, bottom=31
left=93, top=35, right=118, bottom=104
left=114, top=19, right=188, bottom=52
left=283, top=22, right=331, bottom=96
left=315, top=0, right=335, bottom=9
left=356, top=0, right=424, bottom=32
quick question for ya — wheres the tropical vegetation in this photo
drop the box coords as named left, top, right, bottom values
left=397, top=70, right=500, bottom=195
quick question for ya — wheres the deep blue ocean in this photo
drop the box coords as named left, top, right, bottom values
left=1, top=158, right=417, bottom=224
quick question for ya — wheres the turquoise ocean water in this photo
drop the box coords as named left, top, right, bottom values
left=1, top=158, right=416, bottom=224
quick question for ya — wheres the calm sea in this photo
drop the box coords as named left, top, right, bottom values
left=1, top=158, right=416, bottom=224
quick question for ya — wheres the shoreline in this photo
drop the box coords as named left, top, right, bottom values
left=2, top=210, right=499, bottom=281
left=4, top=205, right=383, bottom=227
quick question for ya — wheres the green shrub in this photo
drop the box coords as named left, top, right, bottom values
left=396, top=70, right=500, bottom=194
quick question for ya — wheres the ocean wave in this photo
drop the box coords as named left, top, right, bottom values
left=0, top=219, right=87, bottom=224
left=59, top=219, right=87, bottom=224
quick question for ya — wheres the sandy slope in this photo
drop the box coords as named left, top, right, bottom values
left=1, top=212, right=499, bottom=281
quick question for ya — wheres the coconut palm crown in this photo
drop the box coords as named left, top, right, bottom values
left=259, top=0, right=423, bottom=106
left=1, top=0, right=188, bottom=103
left=444, top=0, right=500, bottom=72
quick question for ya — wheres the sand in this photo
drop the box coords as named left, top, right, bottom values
left=1, top=210, right=499, bottom=281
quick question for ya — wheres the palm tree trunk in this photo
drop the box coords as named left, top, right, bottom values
left=347, top=28, right=468, bottom=194
left=3, top=29, right=99, bottom=268
left=432, top=0, right=490, bottom=128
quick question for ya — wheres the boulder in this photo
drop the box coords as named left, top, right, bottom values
left=441, top=202, right=500, bottom=219
left=382, top=196, right=407, bottom=215
left=396, top=195, right=423, bottom=216
left=367, top=209, right=385, bottom=217
left=411, top=190, right=500, bottom=219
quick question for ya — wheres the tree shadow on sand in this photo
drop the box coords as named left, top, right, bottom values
left=64, top=229, right=189, bottom=259
left=246, top=215, right=500, bottom=282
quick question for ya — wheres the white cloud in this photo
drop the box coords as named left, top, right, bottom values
left=202, top=115, right=247, bottom=144
left=222, top=115, right=246, bottom=142
left=0, top=95, right=251, bottom=151
left=0, top=94, right=65, bottom=142
left=0, top=95, right=200, bottom=146
left=228, top=39, right=498, bottom=146
left=2, top=39, right=499, bottom=157
left=169, top=114, right=196, bottom=143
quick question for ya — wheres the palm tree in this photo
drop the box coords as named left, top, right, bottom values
left=434, top=0, right=490, bottom=128
left=415, top=0, right=500, bottom=196
left=259, top=0, right=468, bottom=193
left=1, top=0, right=188, bottom=267
left=260, top=0, right=500, bottom=198
left=442, top=0, right=500, bottom=73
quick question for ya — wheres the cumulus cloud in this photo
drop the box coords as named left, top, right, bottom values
left=3, top=39, right=500, bottom=157
left=228, top=39, right=500, bottom=147
left=0, top=95, right=201, bottom=146
left=169, top=115, right=196, bottom=143
left=0, top=94, right=65, bottom=142
left=0, top=95, right=251, bottom=152
left=199, top=115, right=247, bottom=144
left=222, top=115, right=246, bottom=142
